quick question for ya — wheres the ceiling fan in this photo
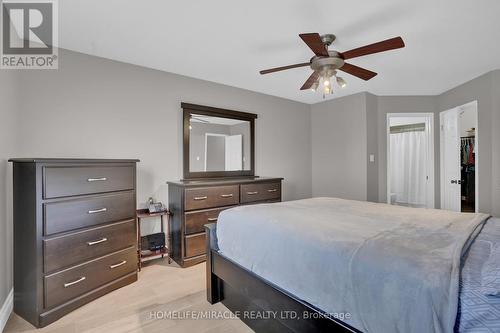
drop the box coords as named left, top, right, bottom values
left=259, top=33, right=405, bottom=96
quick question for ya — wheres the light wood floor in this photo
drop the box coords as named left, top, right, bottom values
left=4, top=260, right=253, bottom=333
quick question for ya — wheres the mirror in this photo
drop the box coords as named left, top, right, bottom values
left=182, top=103, right=257, bottom=179
left=189, top=114, right=251, bottom=172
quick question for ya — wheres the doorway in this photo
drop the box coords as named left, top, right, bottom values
left=387, top=113, right=435, bottom=208
left=440, top=101, right=478, bottom=212
left=204, top=133, right=243, bottom=171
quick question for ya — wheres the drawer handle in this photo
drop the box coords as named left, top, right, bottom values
left=87, top=177, right=107, bottom=182
left=193, top=196, right=208, bottom=201
left=247, top=191, right=259, bottom=195
left=88, top=208, right=107, bottom=214
left=220, top=194, right=233, bottom=198
left=64, top=276, right=86, bottom=288
left=267, top=189, right=278, bottom=193
left=207, top=217, right=218, bottom=222
left=87, top=238, right=108, bottom=246
left=110, top=260, right=127, bottom=269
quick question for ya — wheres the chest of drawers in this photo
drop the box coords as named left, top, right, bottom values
left=9, top=158, right=139, bottom=327
left=167, top=177, right=283, bottom=267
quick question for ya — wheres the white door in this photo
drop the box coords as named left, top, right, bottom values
left=440, top=109, right=461, bottom=211
left=225, top=134, right=242, bottom=170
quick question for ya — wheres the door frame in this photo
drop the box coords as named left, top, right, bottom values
left=439, top=100, right=479, bottom=212
left=386, top=113, right=435, bottom=208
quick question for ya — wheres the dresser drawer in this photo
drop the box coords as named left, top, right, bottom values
left=240, top=182, right=281, bottom=204
left=184, top=233, right=206, bottom=258
left=44, top=165, right=134, bottom=199
left=185, top=207, right=233, bottom=235
left=44, top=192, right=135, bottom=235
left=44, top=219, right=136, bottom=273
left=184, top=185, right=239, bottom=211
left=44, top=247, right=137, bottom=309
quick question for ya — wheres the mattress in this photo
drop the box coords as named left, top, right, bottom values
left=216, top=198, right=499, bottom=333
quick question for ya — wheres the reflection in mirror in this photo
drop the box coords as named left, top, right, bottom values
left=189, top=114, right=251, bottom=172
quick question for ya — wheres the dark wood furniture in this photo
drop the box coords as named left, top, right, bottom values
left=205, top=223, right=361, bottom=333
left=136, top=209, right=171, bottom=270
left=9, top=158, right=139, bottom=328
left=182, top=103, right=257, bottom=179
left=167, top=177, right=283, bottom=268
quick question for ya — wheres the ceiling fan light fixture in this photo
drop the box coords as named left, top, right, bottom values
left=323, top=81, right=332, bottom=94
left=336, top=76, right=347, bottom=88
left=259, top=33, right=405, bottom=97
left=320, top=72, right=334, bottom=96
left=310, top=81, right=319, bottom=92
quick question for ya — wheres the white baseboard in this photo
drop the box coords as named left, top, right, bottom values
left=0, top=289, right=13, bottom=333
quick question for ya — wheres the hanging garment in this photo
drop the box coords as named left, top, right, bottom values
left=461, top=141, right=468, bottom=165
left=468, top=140, right=475, bottom=164
left=467, top=166, right=475, bottom=201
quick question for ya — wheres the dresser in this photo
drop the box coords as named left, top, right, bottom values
left=9, top=158, right=139, bottom=327
left=167, top=177, right=283, bottom=267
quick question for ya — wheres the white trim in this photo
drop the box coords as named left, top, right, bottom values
left=386, top=113, right=435, bottom=208
left=0, top=289, right=13, bottom=333
left=439, top=100, right=479, bottom=212
left=439, top=110, right=446, bottom=211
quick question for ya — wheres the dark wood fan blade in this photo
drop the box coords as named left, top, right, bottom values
left=299, top=33, right=329, bottom=57
left=340, top=37, right=405, bottom=60
left=259, top=62, right=310, bottom=75
left=300, top=71, right=320, bottom=90
left=339, top=63, right=377, bottom=81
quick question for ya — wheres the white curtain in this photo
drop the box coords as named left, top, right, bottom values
left=389, top=131, right=427, bottom=207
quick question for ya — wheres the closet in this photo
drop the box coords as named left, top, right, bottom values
left=460, top=136, right=475, bottom=212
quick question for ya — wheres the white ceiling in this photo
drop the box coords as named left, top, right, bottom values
left=58, top=0, right=500, bottom=104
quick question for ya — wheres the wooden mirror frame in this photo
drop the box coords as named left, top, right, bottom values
left=182, top=103, right=257, bottom=179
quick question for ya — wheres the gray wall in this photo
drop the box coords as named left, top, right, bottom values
left=0, top=71, right=19, bottom=312
left=365, top=93, right=379, bottom=202
left=311, top=93, right=367, bottom=200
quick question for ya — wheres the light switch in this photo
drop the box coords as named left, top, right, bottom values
left=369, top=154, right=375, bottom=163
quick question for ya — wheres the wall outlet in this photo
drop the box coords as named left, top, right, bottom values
left=369, top=154, right=375, bottom=163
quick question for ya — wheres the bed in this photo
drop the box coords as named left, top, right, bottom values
left=205, top=197, right=500, bottom=333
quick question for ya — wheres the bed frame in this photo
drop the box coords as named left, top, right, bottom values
left=205, top=224, right=361, bottom=333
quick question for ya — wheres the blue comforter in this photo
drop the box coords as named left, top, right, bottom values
left=456, top=217, right=500, bottom=333
left=217, top=198, right=493, bottom=333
